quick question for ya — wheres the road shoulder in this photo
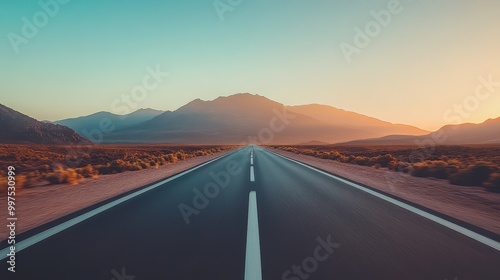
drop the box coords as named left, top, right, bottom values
left=0, top=150, right=234, bottom=240
left=269, top=148, right=500, bottom=236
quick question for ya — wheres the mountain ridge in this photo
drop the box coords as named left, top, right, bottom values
left=10, top=93, right=497, bottom=145
left=101, top=93, right=433, bottom=144
left=55, top=108, right=165, bottom=136
left=0, top=103, right=91, bottom=145
left=338, top=117, right=500, bottom=145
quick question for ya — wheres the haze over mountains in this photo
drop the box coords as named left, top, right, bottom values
left=61, top=93, right=431, bottom=144
left=0, top=103, right=90, bottom=145
left=3, top=93, right=499, bottom=145
left=286, top=104, right=428, bottom=137
left=341, top=117, right=500, bottom=145
left=54, top=108, right=164, bottom=136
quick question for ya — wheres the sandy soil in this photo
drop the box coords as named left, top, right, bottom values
left=0, top=150, right=234, bottom=241
left=270, top=148, right=500, bottom=235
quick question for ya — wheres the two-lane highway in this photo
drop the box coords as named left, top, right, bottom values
left=1, top=146, right=500, bottom=279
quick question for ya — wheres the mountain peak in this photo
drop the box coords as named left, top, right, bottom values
left=130, top=108, right=164, bottom=115
left=176, top=93, right=284, bottom=114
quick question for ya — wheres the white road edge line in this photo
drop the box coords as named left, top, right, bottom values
left=251, top=157, right=254, bottom=165
left=244, top=191, right=262, bottom=280
left=0, top=150, right=237, bottom=260
left=268, top=149, right=500, bottom=252
left=250, top=166, right=255, bottom=182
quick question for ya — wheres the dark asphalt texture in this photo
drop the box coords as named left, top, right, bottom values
left=1, top=146, right=499, bottom=280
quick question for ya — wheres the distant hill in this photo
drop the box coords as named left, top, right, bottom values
left=297, top=140, right=331, bottom=145
left=102, top=93, right=430, bottom=144
left=0, top=104, right=91, bottom=145
left=55, top=108, right=164, bottom=136
left=339, top=117, right=500, bottom=145
left=286, top=104, right=428, bottom=137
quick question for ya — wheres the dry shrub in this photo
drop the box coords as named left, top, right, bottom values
left=325, top=151, right=342, bottom=160
left=337, top=155, right=350, bottom=163
left=176, top=152, right=187, bottom=161
left=15, top=175, right=27, bottom=188
left=394, top=161, right=411, bottom=173
left=353, top=156, right=374, bottom=166
left=484, top=173, right=500, bottom=192
left=167, top=154, right=177, bottom=163
left=374, top=154, right=397, bottom=168
left=139, top=161, right=150, bottom=169
left=411, top=161, right=457, bottom=179
left=0, top=174, right=6, bottom=194
left=449, top=162, right=497, bottom=186
left=45, top=168, right=81, bottom=185
left=0, top=145, right=234, bottom=189
left=76, top=164, right=99, bottom=179
left=0, top=174, right=27, bottom=191
left=63, top=169, right=82, bottom=185
left=100, top=159, right=145, bottom=174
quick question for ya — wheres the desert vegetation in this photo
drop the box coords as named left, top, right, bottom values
left=272, top=145, right=500, bottom=192
left=0, top=144, right=234, bottom=193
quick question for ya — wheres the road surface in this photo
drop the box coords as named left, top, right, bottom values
left=1, top=146, right=499, bottom=279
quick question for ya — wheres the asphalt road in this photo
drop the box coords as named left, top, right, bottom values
left=1, top=146, right=500, bottom=280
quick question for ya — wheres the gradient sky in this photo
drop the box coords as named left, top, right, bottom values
left=1, top=0, right=499, bottom=130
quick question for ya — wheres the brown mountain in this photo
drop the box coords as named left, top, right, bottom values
left=103, top=93, right=429, bottom=144
left=339, top=117, right=500, bottom=145
left=105, top=94, right=322, bottom=144
left=0, top=103, right=91, bottom=145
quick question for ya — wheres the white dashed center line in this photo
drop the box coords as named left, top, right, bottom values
left=250, top=151, right=255, bottom=181
left=244, top=191, right=262, bottom=280
left=250, top=166, right=255, bottom=182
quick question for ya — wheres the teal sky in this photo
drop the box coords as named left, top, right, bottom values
left=1, top=0, right=499, bottom=130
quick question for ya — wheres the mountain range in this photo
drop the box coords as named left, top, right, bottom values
left=0, top=103, right=90, bottom=145
left=340, top=117, right=500, bottom=146
left=54, top=108, right=164, bottom=136
left=2, top=93, right=499, bottom=145
left=97, top=94, right=430, bottom=144
left=286, top=104, right=428, bottom=137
